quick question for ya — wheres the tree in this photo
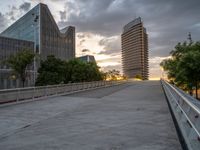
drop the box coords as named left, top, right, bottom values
left=6, top=49, right=35, bottom=87
left=64, top=59, right=103, bottom=83
left=177, top=51, right=200, bottom=98
left=105, top=69, right=120, bottom=80
left=134, top=74, right=142, bottom=80
left=122, top=75, right=128, bottom=80
left=87, top=62, right=104, bottom=81
left=36, top=55, right=65, bottom=86
left=160, top=42, right=200, bottom=99
left=36, top=57, right=104, bottom=86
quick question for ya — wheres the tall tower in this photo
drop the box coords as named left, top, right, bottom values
left=121, top=17, right=149, bottom=80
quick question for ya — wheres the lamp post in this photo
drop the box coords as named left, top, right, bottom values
left=32, top=13, right=39, bottom=85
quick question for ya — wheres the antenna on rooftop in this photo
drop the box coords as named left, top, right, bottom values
left=188, top=32, right=192, bottom=43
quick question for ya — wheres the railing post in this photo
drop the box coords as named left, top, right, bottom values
left=45, top=86, right=47, bottom=98
left=71, top=83, right=73, bottom=92
left=56, top=85, right=58, bottom=95
left=17, top=88, right=20, bottom=102
left=32, top=87, right=35, bottom=100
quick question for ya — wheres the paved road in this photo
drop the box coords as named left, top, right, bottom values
left=0, top=81, right=181, bottom=150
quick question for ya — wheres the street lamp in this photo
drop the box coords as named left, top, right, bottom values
left=32, top=13, right=39, bottom=85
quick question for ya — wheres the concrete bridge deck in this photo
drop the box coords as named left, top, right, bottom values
left=0, top=81, right=182, bottom=150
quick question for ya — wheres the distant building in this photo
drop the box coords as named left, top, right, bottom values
left=121, top=17, right=149, bottom=80
left=0, top=3, right=75, bottom=89
left=78, top=55, right=96, bottom=63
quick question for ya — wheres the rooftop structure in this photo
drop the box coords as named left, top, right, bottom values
left=78, top=55, right=96, bottom=63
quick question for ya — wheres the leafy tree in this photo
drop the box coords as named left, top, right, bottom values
left=87, top=62, right=104, bottom=81
left=64, top=59, right=103, bottom=83
left=6, top=49, right=35, bottom=87
left=105, top=69, right=120, bottom=80
left=160, top=42, right=200, bottom=99
left=36, top=57, right=103, bottom=85
left=177, top=51, right=200, bottom=98
left=134, top=74, right=142, bottom=80
left=36, top=55, right=65, bottom=86
left=122, top=75, right=128, bottom=80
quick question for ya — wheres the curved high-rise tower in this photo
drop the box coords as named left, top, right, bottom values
left=121, top=17, right=149, bottom=80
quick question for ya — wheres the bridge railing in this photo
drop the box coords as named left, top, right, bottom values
left=161, top=80, right=200, bottom=150
left=0, top=80, right=125, bottom=105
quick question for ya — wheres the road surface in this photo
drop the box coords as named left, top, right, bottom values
left=0, top=81, right=181, bottom=150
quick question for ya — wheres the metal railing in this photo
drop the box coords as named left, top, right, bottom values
left=0, top=80, right=125, bottom=105
left=161, top=80, right=200, bottom=150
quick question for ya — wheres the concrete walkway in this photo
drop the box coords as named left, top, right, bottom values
left=0, top=81, right=181, bottom=150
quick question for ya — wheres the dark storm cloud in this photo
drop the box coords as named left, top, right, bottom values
left=58, top=0, right=130, bottom=36
left=19, top=2, right=31, bottom=12
left=58, top=0, right=200, bottom=57
left=82, top=49, right=90, bottom=53
left=6, top=6, right=17, bottom=20
left=98, top=37, right=121, bottom=55
left=1, top=2, right=31, bottom=29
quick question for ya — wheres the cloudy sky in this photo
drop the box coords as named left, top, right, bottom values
left=0, top=0, right=200, bottom=79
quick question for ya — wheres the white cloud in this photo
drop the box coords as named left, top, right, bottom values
left=76, top=32, right=104, bottom=57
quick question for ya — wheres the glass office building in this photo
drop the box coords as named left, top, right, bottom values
left=1, top=5, right=40, bottom=50
left=1, top=3, right=75, bottom=60
left=0, top=3, right=75, bottom=89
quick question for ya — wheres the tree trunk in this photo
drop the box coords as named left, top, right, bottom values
left=21, top=72, right=26, bottom=88
left=189, top=90, right=193, bottom=96
left=21, top=77, right=25, bottom=88
left=195, top=81, right=198, bottom=100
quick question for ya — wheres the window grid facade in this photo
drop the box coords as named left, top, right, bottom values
left=121, top=17, right=149, bottom=80
left=0, top=36, right=34, bottom=89
left=0, top=3, right=75, bottom=89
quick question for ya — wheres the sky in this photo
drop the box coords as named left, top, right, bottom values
left=0, top=0, right=200, bottom=79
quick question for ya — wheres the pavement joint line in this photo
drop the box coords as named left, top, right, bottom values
left=0, top=83, right=128, bottom=139
left=0, top=107, right=79, bottom=140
